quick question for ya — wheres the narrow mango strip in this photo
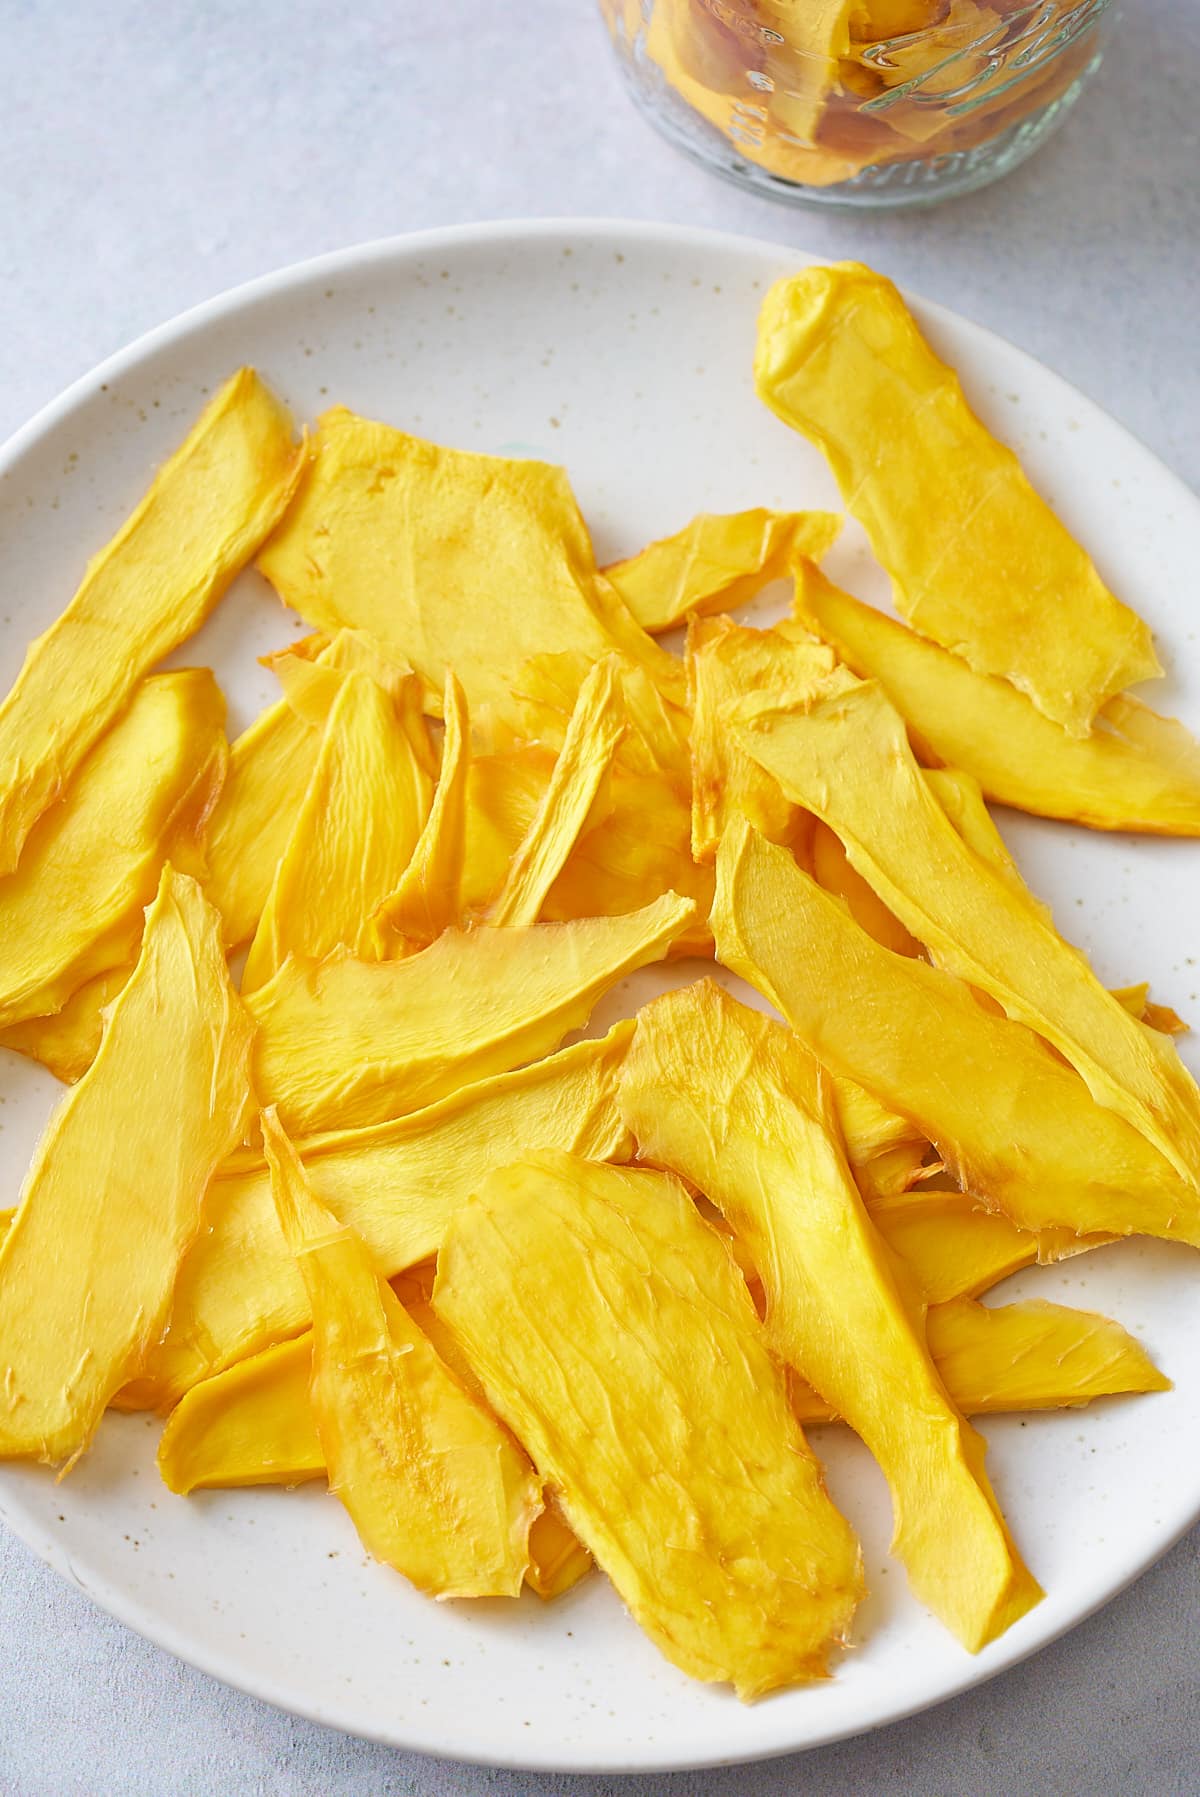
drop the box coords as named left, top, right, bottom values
left=263, top=1113, right=539, bottom=1599
left=0, top=869, right=253, bottom=1464
left=433, top=1151, right=864, bottom=1699
left=621, top=981, right=1040, bottom=1653
left=0, top=370, right=303, bottom=873
left=0, top=670, right=226, bottom=1029
left=130, top=1025, right=634, bottom=1407
left=755, top=265, right=1160, bottom=733
left=248, top=892, right=693, bottom=1136
left=869, top=1189, right=1090, bottom=1307
left=0, top=966, right=131, bottom=1084
left=735, top=678, right=1200, bottom=1188
left=794, top=561, right=1200, bottom=836
left=377, top=671, right=471, bottom=951
left=489, top=657, right=625, bottom=927
left=603, top=509, right=840, bottom=635
left=712, top=819, right=1200, bottom=1248
left=242, top=669, right=433, bottom=991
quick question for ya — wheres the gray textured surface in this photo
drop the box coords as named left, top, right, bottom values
left=1, top=3, right=1199, bottom=1792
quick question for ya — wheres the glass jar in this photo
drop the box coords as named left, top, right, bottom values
left=599, top=1, right=1118, bottom=209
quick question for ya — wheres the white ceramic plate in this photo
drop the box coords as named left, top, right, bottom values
left=1, top=220, right=1199, bottom=1775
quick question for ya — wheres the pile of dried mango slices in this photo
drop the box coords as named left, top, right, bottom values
left=2, top=260, right=1199, bottom=1703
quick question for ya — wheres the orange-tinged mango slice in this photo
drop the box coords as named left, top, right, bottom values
left=241, top=667, right=434, bottom=990
left=247, top=893, right=693, bottom=1137
left=868, top=1188, right=1089, bottom=1305
left=734, top=678, right=1200, bottom=1188
left=433, top=1150, right=864, bottom=1699
left=131, top=1025, right=634, bottom=1407
left=794, top=559, right=1200, bottom=836
left=831, top=1074, right=931, bottom=1200
left=264, top=1113, right=539, bottom=1599
left=713, top=818, right=1200, bottom=1248
left=603, top=509, right=841, bottom=635
left=0, top=965, right=129, bottom=1084
left=377, top=671, right=471, bottom=952
left=0, top=371, right=303, bottom=874
left=621, top=980, right=1040, bottom=1652
left=0, top=670, right=226, bottom=1030
left=0, top=868, right=253, bottom=1464
left=755, top=266, right=1160, bottom=733
left=811, top=818, right=921, bottom=956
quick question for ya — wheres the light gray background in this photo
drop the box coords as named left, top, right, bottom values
left=2, top=3, right=1199, bottom=1793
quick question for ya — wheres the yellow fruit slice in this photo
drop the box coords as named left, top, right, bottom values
left=811, top=818, right=921, bottom=957
left=241, top=667, right=433, bottom=991
left=620, top=980, right=1040, bottom=1652
left=603, top=509, right=841, bottom=635
left=755, top=265, right=1160, bottom=733
left=263, top=1112, right=539, bottom=1599
left=377, top=671, right=471, bottom=952
left=131, top=1025, right=634, bottom=1407
left=734, top=677, right=1200, bottom=1187
left=0, top=966, right=129, bottom=1083
left=868, top=1189, right=1090, bottom=1306
left=433, top=1150, right=864, bottom=1699
left=0, top=868, right=253, bottom=1464
left=0, top=371, right=303, bottom=873
left=247, top=892, right=694, bottom=1136
left=830, top=1075, right=932, bottom=1201
left=0, top=670, right=226, bottom=1030
left=713, top=818, right=1200, bottom=1247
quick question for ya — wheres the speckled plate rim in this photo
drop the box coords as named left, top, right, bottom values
left=1, top=218, right=1199, bottom=1775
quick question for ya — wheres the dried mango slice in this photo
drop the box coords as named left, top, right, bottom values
left=811, top=819, right=920, bottom=957
left=621, top=980, right=1039, bottom=1652
left=461, top=744, right=553, bottom=913
left=791, top=1296, right=1169, bottom=1421
left=0, top=966, right=131, bottom=1083
left=241, top=668, right=433, bottom=991
left=603, top=509, right=841, bottom=635
left=130, top=1025, right=634, bottom=1406
left=377, top=671, right=470, bottom=952
left=263, top=1113, right=538, bottom=1599
left=247, top=893, right=694, bottom=1136
left=734, top=678, right=1200, bottom=1188
left=922, top=765, right=1034, bottom=906
left=433, top=1151, right=864, bottom=1698
left=712, top=818, right=1200, bottom=1248
left=490, top=658, right=625, bottom=927
left=0, top=868, right=253, bottom=1463
left=868, top=1189, right=1094, bottom=1305
left=0, top=670, right=226, bottom=1030
left=794, top=560, right=1200, bottom=836
left=256, top=408, right=680, bottom=713
left=755, top=266, right=1160, bottom=733
left=0, top=371, right=303, bottom=874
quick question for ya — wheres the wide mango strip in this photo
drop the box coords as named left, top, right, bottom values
left=791, top=1296, right=1169, bottom=1422
left=602, top=508, right=841, bottom=636
left=686, top=612, right=839, bottom=863
left=490, top=658, right=625, bottom=927
left=0, top=371, right=303, bottom=875
left=128, top=1026, right=634, bottom=1407
left=795, top=559, right=1200, bottom=836
left=0, top=869, right=253, bottom=1464
left=713, top=819, right=1200, bottom=1248
left=264, top=1113, right=539, bottom=1599
left=434, top=1150, right=864, bottom=1699
left=378, top=671, right=470, bottom=952
left=256, top=408, right=682, bottom=715
left=0, top=670, right=226, bottom=1031
left=241, top=668, right=434, bottom=990
left=247, top=893, right=694, bottom=1137
left=621, top=980, right=1039, bottom=1652
left=735, top=678, right=1200, bottom=1190
left=755, top=265, right=1160, bottom=734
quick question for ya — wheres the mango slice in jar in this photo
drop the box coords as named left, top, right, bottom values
left=256, top=409, right=681, bottom=712
left=621, top=980, right=1040, bottom=1652
left=246, top=893, right=694, bottom=1136
left=755, top=265, right=1161, bottom=734
left=130, top=1025, right=635, bottom=1407
left=0, top=868, right=253, bottom=1464
left=433, top=1150, right=864, bottom=1698
left=0, top=371, right=303, bottom=874
left=603, top=509, right=841, bottom=635
left=0, top=670, right=226, bottom=1030
left=713, top=818, right=1200, bottom=1248
left=377, top=672, right=471, bottom=953
left=263, top=1113, right=539, bottom=1599
left=241, top=668, right=434, bottom=991
left=794, top=559, right=1200, bottom=836
left=734, top=677, right=1200, bottom=1188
